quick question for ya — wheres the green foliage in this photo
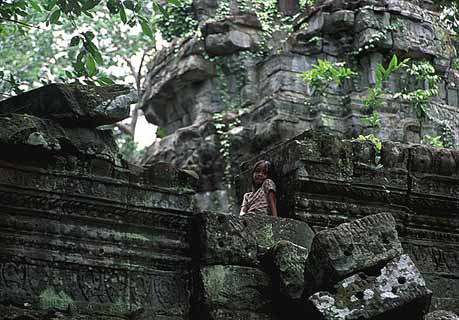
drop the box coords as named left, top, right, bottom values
left=0, top=0, right=159, bottom=96
left=116, top=132, right=145, bottom=163
left=360, top=55, right=410, bottom=145
left=363, top=55, right=410, bottom=109
left=395, top=60, right=440, bottom=138
left=213, top=0, right=315, bottom=55
left=357, top=134, right=382, bottom=151
left=422, top=134, right=444, bottom=148
left=156, top=127, right=167, bottom=138
left=440, top=3, right=459, bottom=35
left=301, top=59, right=355, bottom=96
left=440, top=124, right=455, bottom=148
left=360, top=110, right=380, bottom=127
left=39, top=288, right=73, bottom=310
left=356, top=133, right=383, bottom=168
left=213, top=109, right=247, bottom=182
left=155, top=0, right=198, bottom=42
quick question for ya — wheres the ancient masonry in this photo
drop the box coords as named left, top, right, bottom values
left=140, top=0, right=459, bottom=210
left=0, top=87, right=457, bottom=319
left=0, top=0, right=459, bottom=319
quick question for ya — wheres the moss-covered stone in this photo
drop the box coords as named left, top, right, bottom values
left=0, top=83, right=136, bottom=127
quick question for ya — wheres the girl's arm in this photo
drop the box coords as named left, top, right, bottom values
left=240, top=194, right=248, bottom=216
left=268, top=190, right=277, bottom=217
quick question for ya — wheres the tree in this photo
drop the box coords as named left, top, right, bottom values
left=0, top=0, right=161, bottom=94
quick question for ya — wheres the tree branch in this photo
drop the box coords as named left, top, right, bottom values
left=0, top=17, right=40, bottom=29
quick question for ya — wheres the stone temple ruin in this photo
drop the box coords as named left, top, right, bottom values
left=1, top=0, right=459, bottom=319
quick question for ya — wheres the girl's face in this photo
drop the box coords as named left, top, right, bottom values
left=253, top=163, right=268, bottom=187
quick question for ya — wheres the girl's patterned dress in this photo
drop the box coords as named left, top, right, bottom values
left=240, top=179, right=276, bottom=215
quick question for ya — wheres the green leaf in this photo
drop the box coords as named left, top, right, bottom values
left=49, top=9, right=61, bottom=24
left=81, top=0, right=101, bottom=11
left=86, top=54, right=97, bottom=76
left=69, top=36, right=81, bottom=47
left=84, top=31, right=95, bottom=40
left=44, top=0, right=58, bottom=11
left=83, top=10, right=94, bottom=17
left=156, top=127, right=167, bottom=138
left=139, top=17, right=154, bottom=39
left=153, top=2, right=168, bottom=17
left=119, top=4, right=127, bottom=23
left=98, top=75, right=115, bottom=84
left=84, top=40, right=104, bottom=65
left=107, top=0, right=119, bottom=13
left=65, top=70, right=74, bottom=78
left=123, top=0, right=134, bottom=10
left=167, top=0, right=181, bottom=6
left=388, top=54, right=397, bottom=72
left=29, top=0, right=43, bottom=12
left=90, top=49, right=104, bottom=65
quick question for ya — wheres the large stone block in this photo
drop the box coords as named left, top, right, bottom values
left=206, top=30, right=253, bottom=56
left=272, top=240, right=308, bottom=300
left=308, top=255, right=432, bottom=319
left=197, top=265, right=272, bottom=319
left=0, top=113, right=120, bottom=169
left=195, top=212, right=314, bottom=266
left=241, top=214, right=315, bottom=257
left=304, top=213, right=403, bottom=296
left=195, top=212, right=259, bottom=266
left=0, top=83, right=135, bottom=127
left=0, top=158, right=195, bottom=320
left=324, top=10, right=355, bottom=34
left=425, top=310, right=459, bottom=320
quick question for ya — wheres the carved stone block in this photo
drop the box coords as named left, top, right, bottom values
left=425, top=310, right=459, bottom=320
left=197, top=265, right=272, bottom=319
left=271, top=240, right=308, bottom=300
left=206, top=30, right=253, bottom=56
left=304, top=213, right=403, bottom=296
left=241, top=214, right=315, bottom=257
left=308, top=255, right=432, bottom=319
left=195, top=212, right=259, bottom=266
left=0, top=83, right=134, bottom=127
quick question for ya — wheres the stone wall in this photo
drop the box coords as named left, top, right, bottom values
left=0, top=84, right=457, bottom=319
left=0, top=84, right=196, bottom=320
left=236, top=129, right=459, bottom=312
left=140, top=0, right=459, bottom=212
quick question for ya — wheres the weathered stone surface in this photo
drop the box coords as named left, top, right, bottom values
left=141, top=37, right=216, bottom=130
left=271, top=240, right=308, bottom=300
left=235, top=129, right=459, bottom=311
left=141, top=112, right=224, bottom=192
left=136, top=0, right=459, bottom=313
left=195, top=211, right=258, bottom=266
left=206, top=309, right=271, bottom=320
left=0, top=83, right=135, bottom=127
left=324, top=10, right=355, bottom=33
left=425, top=310, right=459, bottom=320
left=206, top=30, right=253, bottom=56
left=0, top=155, right=196, bottom=319
left=141, top=0, right=459, bottom=204
left=0, top=113, right=120, bottom=168
left=309, top=255, right=432, bottom=319
left=241, top=214, right=315, bottom=257
left=197, top=265, right=272, bottom=319
left=195, top=212, right=314, bottom=266
left=304, top=213, right=403, bottom=296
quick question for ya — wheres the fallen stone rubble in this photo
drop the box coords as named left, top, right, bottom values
left=193, top=212, right=457, bottom=320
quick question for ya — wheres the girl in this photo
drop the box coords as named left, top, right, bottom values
left=240, top=160, right=278, bottom=217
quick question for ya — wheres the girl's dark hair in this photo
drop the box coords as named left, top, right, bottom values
left=250, top=160, right=276, bottom=191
